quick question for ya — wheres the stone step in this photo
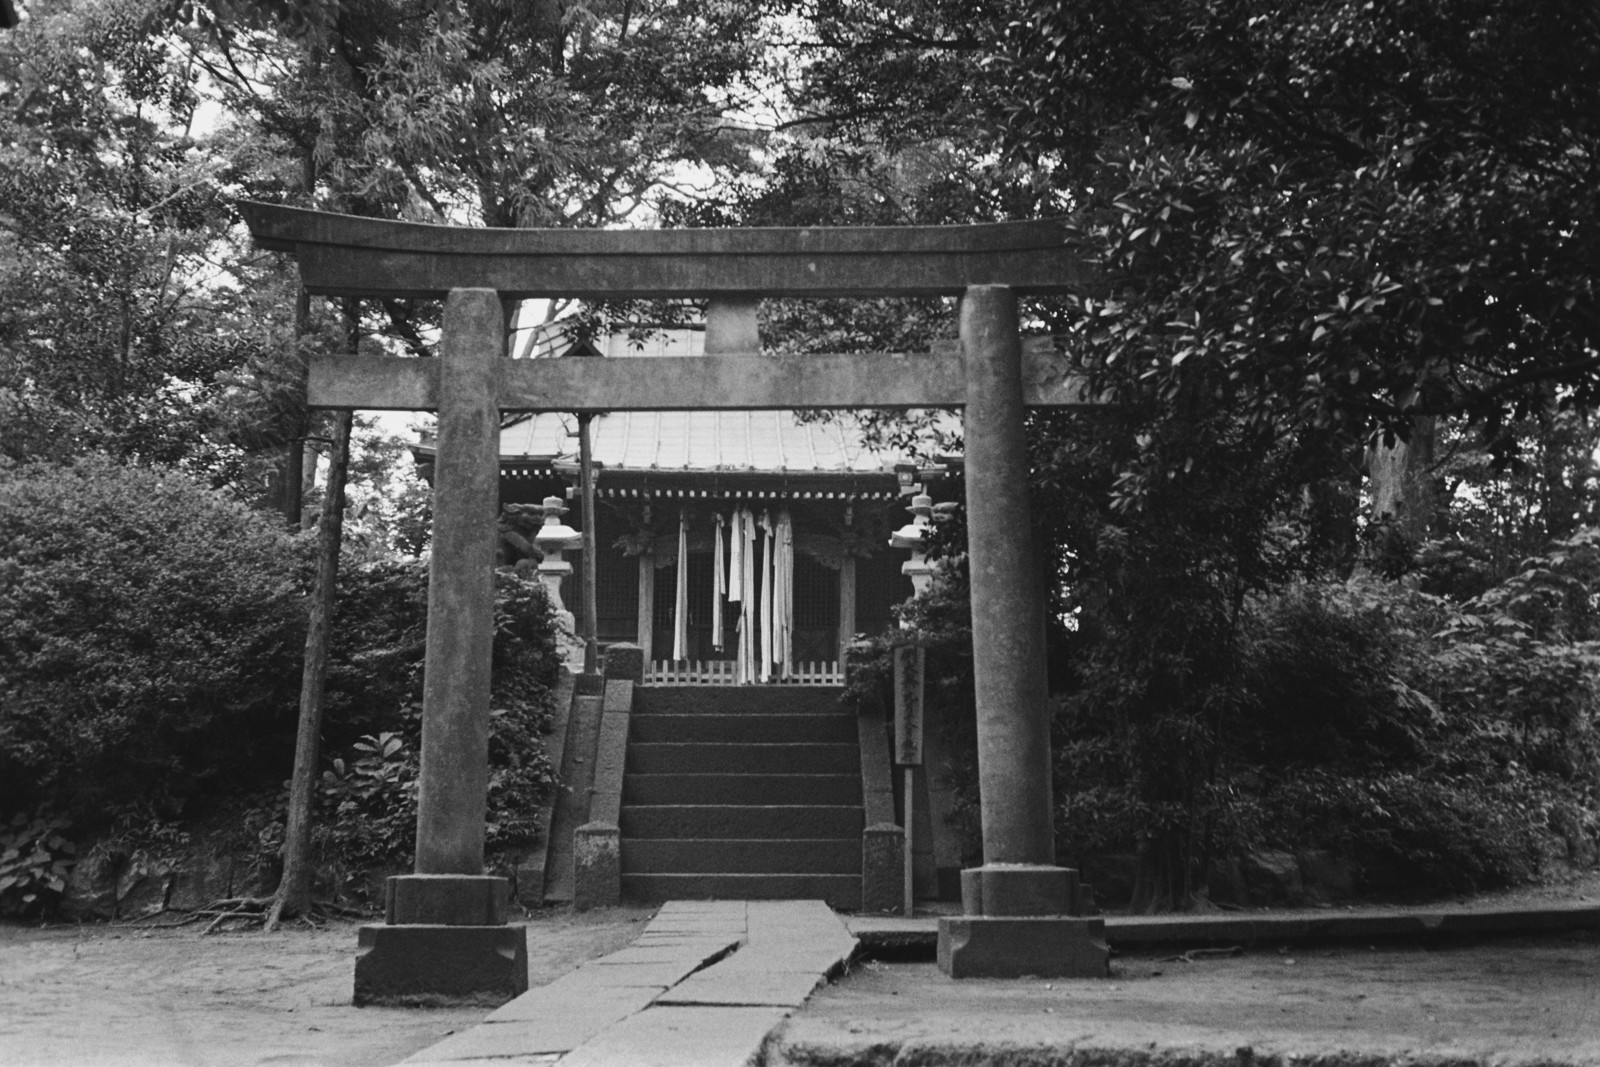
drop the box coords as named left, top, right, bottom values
left=621, top=838, right=860, bottom=875
left=628, top=742, right=859, bottom=775
left=624, top=773, right=862, bottom=807
left=621, top=872, right=862, bottom=909
left=633, top=685, right=846, bottom=717
left=629, top=712, right=856, bottom=744
left=620, top=804, right=863, bottom=840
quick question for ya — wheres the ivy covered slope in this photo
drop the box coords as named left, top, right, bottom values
left=0, top=459, right=562, bottom=916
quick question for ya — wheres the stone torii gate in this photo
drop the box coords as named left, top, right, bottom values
left=239, top=202, right=1109, bottom=999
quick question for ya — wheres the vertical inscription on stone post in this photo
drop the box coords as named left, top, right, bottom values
left=415, top=287, right=507, bottom=876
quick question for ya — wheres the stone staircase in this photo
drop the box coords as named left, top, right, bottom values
left=620, top=685, right=863, bottom=908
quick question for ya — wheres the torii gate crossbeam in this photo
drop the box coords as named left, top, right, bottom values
left=241, top=202, right=1109, bottom=998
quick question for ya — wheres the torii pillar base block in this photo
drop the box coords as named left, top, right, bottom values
left=938, top=916, right=1109, bottom=978
left=936, top=864, right=1109, bottom=979
left=352, top=875, right=528, bottom=1006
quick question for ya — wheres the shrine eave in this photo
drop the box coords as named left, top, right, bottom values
left=498, top=462, right=907, bottom=502
left=237, top=201, right=1097, bottom=299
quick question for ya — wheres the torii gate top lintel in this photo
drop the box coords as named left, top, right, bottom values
left=239, top=201, right=1101, bottom=412
left=238, top=200, right=1094, bottom=300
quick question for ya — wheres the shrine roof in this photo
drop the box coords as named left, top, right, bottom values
left=496, top=410, right=940, bottom=477
left=411, top=326, right=960, bottom=481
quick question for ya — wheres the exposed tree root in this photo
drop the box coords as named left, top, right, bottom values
left=202, top=896, right=275, bottom=934
left=115, top=895, right=371, bottom=934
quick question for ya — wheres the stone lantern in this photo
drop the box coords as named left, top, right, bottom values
left=890, top=491, right=936, bottom=596
left=532, top=495, right=581, bottom=629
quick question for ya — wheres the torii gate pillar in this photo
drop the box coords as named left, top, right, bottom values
left=354, top=289, right=529, bottom=1005
left=938, top=287, right=1108, bottom=978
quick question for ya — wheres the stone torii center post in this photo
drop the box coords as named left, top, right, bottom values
left=240, top=202, right=1110, bottom=997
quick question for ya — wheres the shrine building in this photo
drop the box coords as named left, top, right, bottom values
left=416, top=322, right=950, bottom=685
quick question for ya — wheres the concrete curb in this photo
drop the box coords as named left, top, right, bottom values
left=849, top=901, right=1600, bottom=955
left=770, top=1039, right=1591, bottom=1067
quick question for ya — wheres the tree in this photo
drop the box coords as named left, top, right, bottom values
left=1001, top=0, right=1599, bottom=477
left=766, top=0, right=1600, bottom=906
left=0, top=0, right=298, bottom=484
left=267, top=403, right=350, bottom=928
left=996, top=1, right=1598, bottom=903
left=175, top=0, right=788, bottom=921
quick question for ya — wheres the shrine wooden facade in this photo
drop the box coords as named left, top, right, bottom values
left=416, top=327, right=943, bottom=683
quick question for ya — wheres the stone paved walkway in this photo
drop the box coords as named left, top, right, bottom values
left=401, top=900, right=857, bottom=1067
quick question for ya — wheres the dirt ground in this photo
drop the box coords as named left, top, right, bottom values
left=776, top=936, right=1600, bottom=1066
left=1, top=875, right=1597, bottom=1067
left=773, top=871, right=1600, bottom=1067
left=0, top=905, right=653, bottom=1067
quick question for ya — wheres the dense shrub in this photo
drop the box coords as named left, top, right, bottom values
left=0, top=812, right=76, bottom=918
left=842, top=565, right=981, bottom=864
left=261, top=565, right=562, bottom=880
left=0, top=458, right=303, bottom=821
left=859, top=541, right=1600, bottom=907
left=1236, top=581, right=1444, bottom=771
left=1151, top=574, right=1595, bottom=898
left=3, top=460, right=564, bottom=911
left=321, top=560, right=430, bottom=752
left=1264, top=770, right=1553, bottom=895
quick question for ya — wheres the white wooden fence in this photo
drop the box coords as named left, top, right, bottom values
left=646, top=660, right=843, bottom=685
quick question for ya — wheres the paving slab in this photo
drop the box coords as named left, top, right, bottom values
left=633, top=928, right=744, bottom=940
left=580, top=941, right=736, bottom=966
left=707, top=942, right=856, bottom=977
left=645, top=908, right=751, bottom=921
left=638, top=920, right=749, bottom=935
left=618, top=908, right=739, bottom=922
left=656, top=968, right=827, bottom=1008
left=397, top=898, right=856, bottom=1067
left=558, top=1005, right=792, bottom=1067
left=409, top=977, right=671, bottom=1060
left=565, top=959, right=721, bottom=988
left=404, top=1056, right=561, bottom=1067
left=485, top=981, right=662, bottom=1023
left=403, top=1017, right=607, bottom=1061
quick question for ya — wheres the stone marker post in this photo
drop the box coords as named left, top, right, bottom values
left=354, top=289, right=529, bottom=1005
left=936, top=285, right=1108, bottom=978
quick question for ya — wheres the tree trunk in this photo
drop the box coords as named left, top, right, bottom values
left=266, top=299, right=358, bottom=932
left=1368, top=415, right=1438, bottom=549
left=267, top=408, right=352, bottom=929
left=280, top=145, right=316, bottom=530
left=266, top=407, right=352, bottom=930
left=300, top=440, right=322, bottom=530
